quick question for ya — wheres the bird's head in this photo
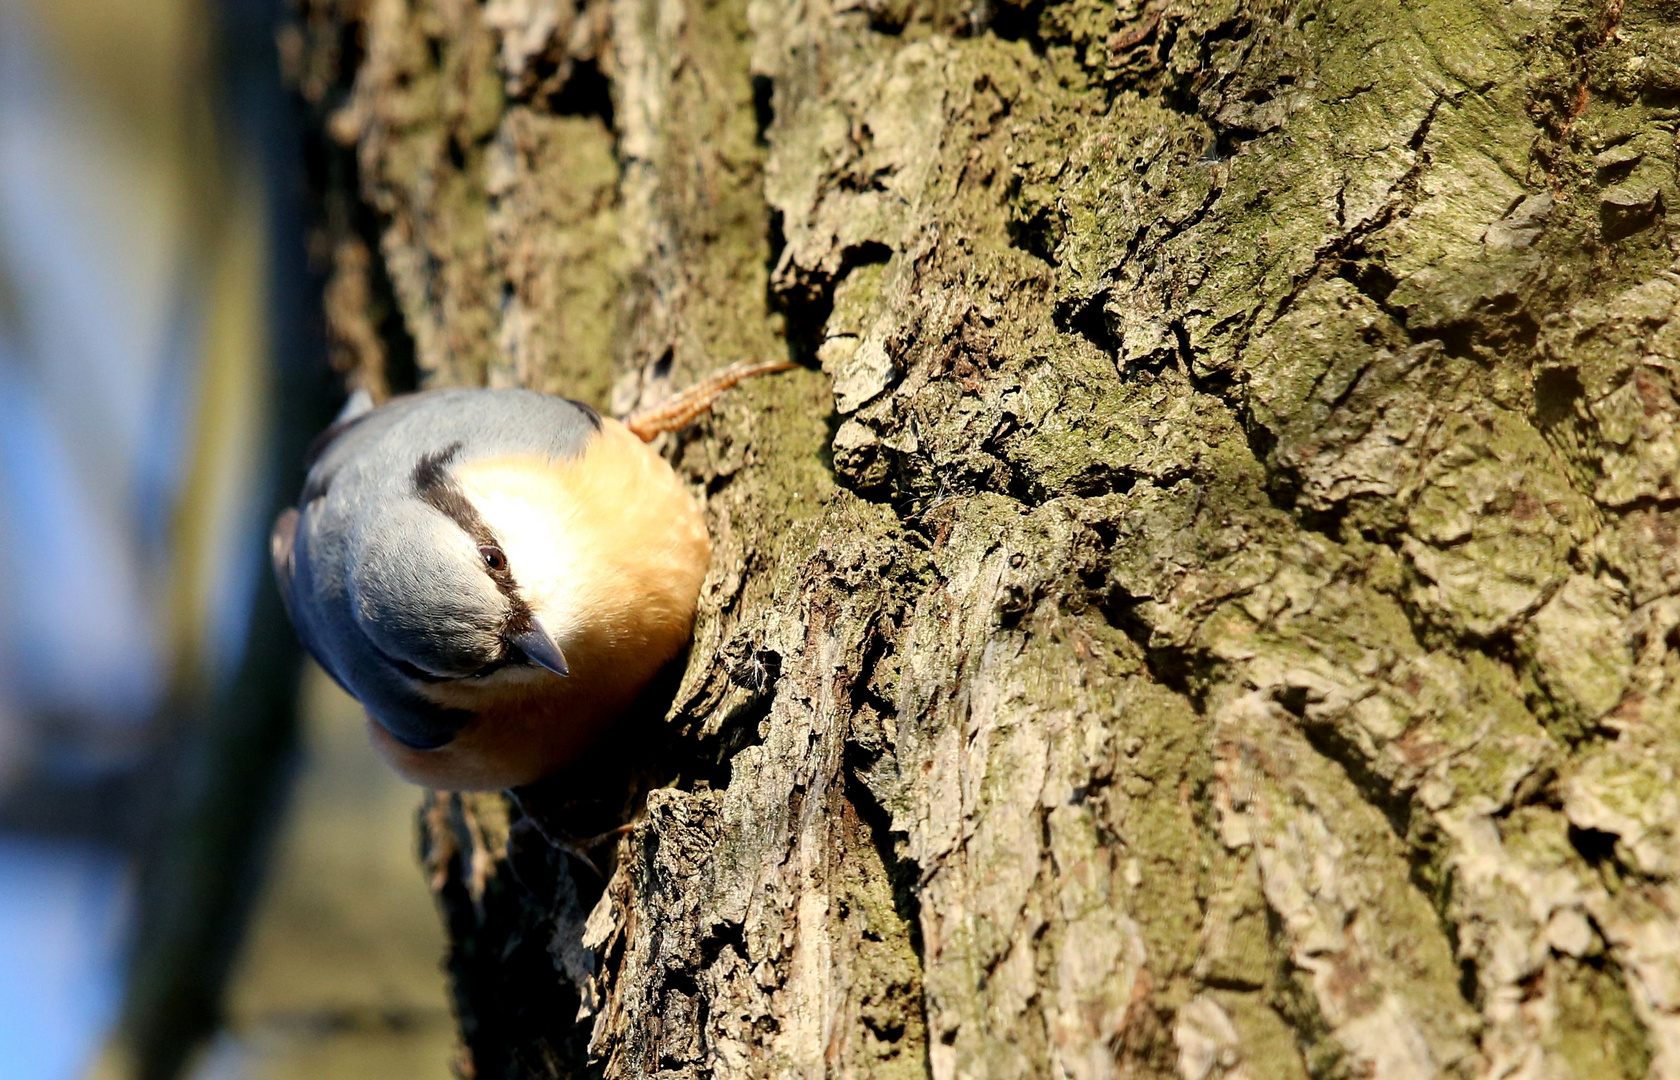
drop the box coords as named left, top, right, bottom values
left=347, top=444, right=571, bottom=748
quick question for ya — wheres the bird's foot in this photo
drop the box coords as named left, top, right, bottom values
left=551, top=824, right=635, bottom=880
left=625, top=358, right=795, bottom=441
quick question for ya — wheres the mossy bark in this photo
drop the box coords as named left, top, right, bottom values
left=291, top=0, right=1680, bottom=1075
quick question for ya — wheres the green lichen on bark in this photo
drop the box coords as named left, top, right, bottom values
left=292, top=0, right=1680, bottom=1074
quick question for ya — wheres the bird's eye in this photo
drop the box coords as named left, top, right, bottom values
left=479, top=545, right=506, bottom=572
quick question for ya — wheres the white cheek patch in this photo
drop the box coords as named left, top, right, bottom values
left=453, top=463, right=595, bottom=645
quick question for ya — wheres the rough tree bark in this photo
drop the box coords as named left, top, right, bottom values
left=285, top=0, right=1680, bottom=1075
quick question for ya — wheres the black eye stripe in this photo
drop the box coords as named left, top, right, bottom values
left=411, top=445, right=535, bottom=638
left=414, top=444, right=486, bottom=541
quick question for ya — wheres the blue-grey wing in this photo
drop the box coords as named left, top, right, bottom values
left=272, top=502, right=353, bottom=693
left=300, top=388, right=601, bottom=506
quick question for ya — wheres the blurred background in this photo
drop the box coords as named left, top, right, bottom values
left=0, top=0, right=455, bottom=1077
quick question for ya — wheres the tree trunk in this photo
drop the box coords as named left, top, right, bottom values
left=288, top=0, right=1680, bottom=1075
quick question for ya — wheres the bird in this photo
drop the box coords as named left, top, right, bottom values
left=271, top=360, right=788, bottom=790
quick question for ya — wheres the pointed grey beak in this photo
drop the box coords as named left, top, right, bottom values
left=510, top=621, right=569, bottom=677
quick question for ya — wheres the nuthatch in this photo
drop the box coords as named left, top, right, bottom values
left=272, top=361, right=788, bottom=790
